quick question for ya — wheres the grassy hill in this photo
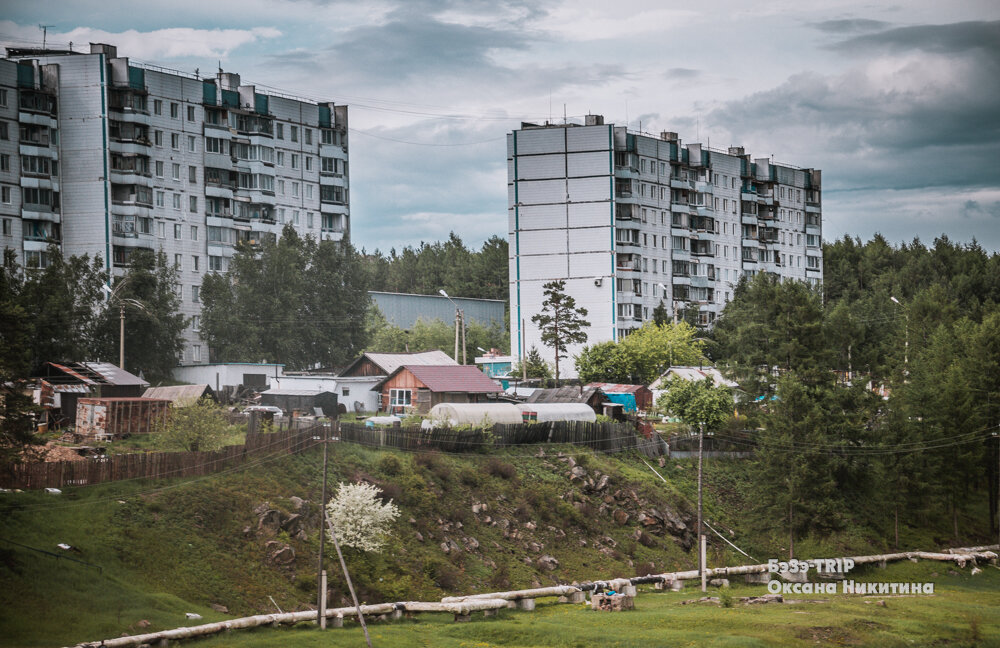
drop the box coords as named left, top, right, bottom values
left=1, top=440, right=994, bottom=647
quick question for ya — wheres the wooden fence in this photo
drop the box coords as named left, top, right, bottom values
left=338, top=421, right=665, bottom=458
left=2, top=426, right=325, bottom=490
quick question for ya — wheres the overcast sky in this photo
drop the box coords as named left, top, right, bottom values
left=3, top=1, right=998, bottom=252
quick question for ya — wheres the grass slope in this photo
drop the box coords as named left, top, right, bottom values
left=0, top=441, right=994, bottom=647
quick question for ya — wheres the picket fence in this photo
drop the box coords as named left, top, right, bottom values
left=2, top=426, right=324, bottom=490
left=338, top=421, right=665, bottom=458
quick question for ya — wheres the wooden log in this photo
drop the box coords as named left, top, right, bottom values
left=443, top=585, right=580, bottom=603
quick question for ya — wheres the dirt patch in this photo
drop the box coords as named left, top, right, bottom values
left=850, top=619, right=890, bottom=632
left=796, top=626, right=860, bottom=645
left=41, top=443, right=88, bottom=462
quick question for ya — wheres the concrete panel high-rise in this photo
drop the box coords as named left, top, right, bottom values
left=0, top=43, right=350, bottom=365
left=508, top=116, right=822, bottom=377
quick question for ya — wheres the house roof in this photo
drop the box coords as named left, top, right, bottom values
left=584, top=382, right=650, bottom=394
left=650, top=366, right=738, bottom=390
left=525, top=386, right=605, bottom=404
left=340, top=350, right=457, bottom=377
left=37, top=362, right=148, bottom=388
left=142, top=384, right=214, bottom=406
left=372, top=365, right=502, bottom=394
left=259, top=389, right=334, bottom=396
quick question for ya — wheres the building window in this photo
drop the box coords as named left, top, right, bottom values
left=276, top=123, right=284, bottom=139
left=153, top=99, right=162, bottom=115
left=172, top=193, right=181, bottom=210
left=190, top=225, right=198, bottom=240
left=293, top=210, right=299, bottom=224
left=2, top=217, right=10, bottom=235
left=291, top=154, right=298, bottom=169
left=189, top=195, right=197, bottom=213
left=172, top=163, right=180, bottom=180
left=174, top=253, right=182, bottom=269
left=192, top=315, right=201, bottom=331
left=154, top=130, right=162, bottom=146
left=0, top=122, right=7, bottom=140
left=157, top=221, right=165, bottom=238
left=187, top=105, right=195, bottom=122
left=276, top=151, right=284, bottom=166
left=0, top=154, right=8, bottom=172
left=193, top=345, right=202, bottom=362
left=209, top=255, right=223, bottom=271
left=292, top=182, right=299, bottom=197
left=389, top=389, right=411, bottom=407
left=306, top=184, right=313, bottom=199
left=174, top=223, right=182, bottom=239
left=156, top=191, right=165, bottom=207
left=192, top=255, right=199, bottom=272
left=170, top=102, right=179, bottom=119
left=171, top=133, right=180, bottom=149
left=191, top=285, right=200, bottom=302
left=155, top=161, right=164, bottom=177
left=307, top=212, right=313, bottom=228
left=342, top=387, right=350, bottom=397
left=305, top=128, right=312, bottom=145
left=291, top=125, right=298, bottom=142
left=189, top=166, right=197, bottom=183
left=305, top=156, right=313, bottom=171
left=188, top=135, right=196, bottom=152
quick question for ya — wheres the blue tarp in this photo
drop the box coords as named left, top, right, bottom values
left=605, top=392, right=637, bottom=413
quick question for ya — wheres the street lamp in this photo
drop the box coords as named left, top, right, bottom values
left=439, top=289, right=466, bottom=364
left=103, top=281, right=147, bottom=370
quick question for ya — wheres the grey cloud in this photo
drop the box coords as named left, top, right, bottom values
left=810, top=19, right=890, bottom=34
left=663, top=67, right=699, bottom=80
left=830, top=20, right=1000, bottom=55
left=962, top=200, right=1000, bottom=219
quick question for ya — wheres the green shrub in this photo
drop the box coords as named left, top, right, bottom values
left=485, top=458, right=516, bottom=480
left=377, top=454, right=403, bottom=476
left=458, top=466, right=481, bottom=487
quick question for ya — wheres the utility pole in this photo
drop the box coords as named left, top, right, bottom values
left=521, top=318, right=527, bottom=381
left=317, top=423, right=329, bottom=628
left=119, top=302, right=126, bottom=369
left=698, top=436, right=706, bottom=592
left=453, top=308, right=460, bottom=363
left=326, top=515, right=372, bottom=648
left=460, top=309, right=467, bottom=365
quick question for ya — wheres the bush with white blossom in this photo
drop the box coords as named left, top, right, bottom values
left=325, top=482, right=400, bottom=552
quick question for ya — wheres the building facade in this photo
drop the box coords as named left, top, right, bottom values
left=0, top=43, right=350, bottom=364
left=508, top=116, right=822, bottom=376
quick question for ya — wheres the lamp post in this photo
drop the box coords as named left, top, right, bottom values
left=439, top=289, right=466, bottom=364
left=103, top=281, right=147, bottom=370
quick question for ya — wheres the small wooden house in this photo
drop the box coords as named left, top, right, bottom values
left=372, top=365, right=502, bottom=415
left=584, top=383, right=654, bottom=412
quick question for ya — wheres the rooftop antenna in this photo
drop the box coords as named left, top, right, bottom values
left=563, top=103, right=567, bottom=125
left=39, top=24, right=53, bottom=49
left=549, top=88, right=552, bottom=124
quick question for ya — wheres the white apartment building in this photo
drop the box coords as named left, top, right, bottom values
left=508, top=116, right=823, bottom=377
left=0, top=43, right=350, bottom=364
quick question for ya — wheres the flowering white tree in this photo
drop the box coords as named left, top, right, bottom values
left=326, top=482, right=400, bottom=552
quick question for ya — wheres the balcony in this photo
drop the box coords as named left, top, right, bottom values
left=805, top=202, right=821, bottom=214
left=614, top=166, right=639, bottom=180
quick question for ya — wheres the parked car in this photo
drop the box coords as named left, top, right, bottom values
left=244, top=405, right=284, bottom=417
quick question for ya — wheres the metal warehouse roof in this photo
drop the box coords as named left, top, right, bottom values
left=369, top=291, right=506, bottom=330
left=650, top=366, right=737, bottom=389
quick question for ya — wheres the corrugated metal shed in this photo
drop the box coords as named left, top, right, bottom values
left=526, top=386, right=605, bottom=405
left=369, top=291, right=505, bottom=330
left=143, top=384, right=215, bottom=407
left=515, top=403, right=596, bottom=423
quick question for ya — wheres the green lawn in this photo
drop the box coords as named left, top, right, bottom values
left=192, top=562, right=1000, bottom=648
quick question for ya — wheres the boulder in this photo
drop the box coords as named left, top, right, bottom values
left=570, top=466, right=587, bottom=480
left=595, top=474, right=610, bottom=492
left=613, top=509, right=630, bottom=526
left=257, top=509, right=283, bottom=533
left=537, top=555, right=560, bottom=571
left=210, top=603, right=229, bottom=614
left=280, top=513, right=303, bottom=533
left=266, top=542, right=295, bottom=565
left=289, top=496, right=305, bottom=510
left=463, top=536, right=480, bottom=551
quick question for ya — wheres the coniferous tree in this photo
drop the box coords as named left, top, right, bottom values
left=531, top=280, right=589, bottom=382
